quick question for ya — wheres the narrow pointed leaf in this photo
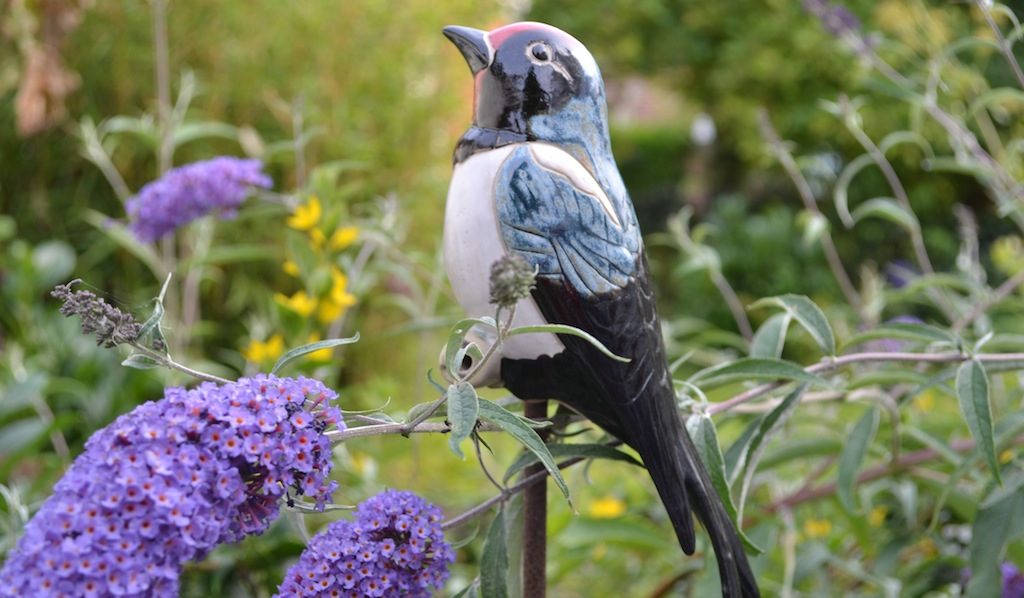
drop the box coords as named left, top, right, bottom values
left=270, top=333, right=360, bottom=374
left=478, top=399, right=570, bottom=502
left=686, top=414, right=762, bottom=553
left=447, top=382, right=479, bottom=459
left=480, top=510, right=509, bottom=598
left=507, top=323, right=630, bottom=363
left=851, top=197, right=919, bottom=233
left=842, top=322, right=959, bottom=351
left=965, top=476, right=1024, bottom=598
left=837, top=407, right=880, bottom=512
left=502, top=443, right=642, bottom=483
left=689, top=357, right=826, bottom=388
left=122, top=353, right=162, bottom=370
left=751, top=294, right=835, bottom=355
left=736, top=385, right=806, bottom=520
left=750, top=313, right=791, bottom=358
left=445, top=317, right=497, bottom=375
left=956, top=360, right=1000, bottom=484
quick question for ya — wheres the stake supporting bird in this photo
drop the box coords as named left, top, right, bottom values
left=441, top=21, right=759, bottom=597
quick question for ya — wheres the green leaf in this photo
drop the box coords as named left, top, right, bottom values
left=0, top=419, right=48, bottom=453
left=689, top=357, right=826, bottom=389
left=445, top=317, right=497, bottom=376
left=502, top=443, right=642, bottom=483
left=478, top=399, right=570, bottom=501
left=735, top=385, right=806, bottom=520
left=686, top=414, right=761, bottom=553
left=506, top=324, right=630, bottom=363
left=751, top=294, right=835, bottom=355
left=956, top=360, right=1000, bottom=484
left=877, top=130, right=934, bottom=159
left=480, top=510, right=509, bottom=598
left=837, top=407, right=880, bottom=513
left=833, top=153, right=875, bottom=227
left=851, top=197, right=919, bottom=233
left=447, top=382, right=479, bottom=459
left=967, top=87, right=1024, bottom=119
left=749, top=313, right=791, bottom=358
left=171, top=121, right=239, bottom=149
left=121, top=353, right=162, bottom=370
left=842, top=322, right=959, bottom=351
left=137, top=274, right=171, bottom=354
left=270, top=333, right=360, bottom=375
left=724, top=419, right=761, bottom=484
left=965, top=477, right=1024, bottom=598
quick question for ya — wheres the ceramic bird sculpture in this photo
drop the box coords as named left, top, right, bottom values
left=442, top=22, right=759, bottom=597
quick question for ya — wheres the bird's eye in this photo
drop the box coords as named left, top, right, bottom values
left=528, top=42, right=552, bottom=63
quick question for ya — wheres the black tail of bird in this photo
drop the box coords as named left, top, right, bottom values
left=624, top=403, right=760, bottom=598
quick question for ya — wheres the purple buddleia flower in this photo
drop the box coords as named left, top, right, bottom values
left=125, top=157, right=272, bottom=242
left=802, top=0, right=861, bottom=38
left=0, top=375, right=343, bottom=598
left=275, top=490, right=454, bottom=598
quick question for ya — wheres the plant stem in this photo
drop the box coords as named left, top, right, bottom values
left=441, top=443, right=621, bottom=531
left=522, top=400, right=549, bottom=598
left=710, top=269, right=753, bottom=341
left=976, top=0, right=1024, bottom=89
left=758, top=109, right=861, bottom=314
left=838, top=96, right=935, bottom=277
left=708, top=350, right=1024, bottom=415
left=757, top=434, right=1024, bottom=519
left=127, top=342, right=230, bottom=384
left=951, top=268, right=1024, bottom=333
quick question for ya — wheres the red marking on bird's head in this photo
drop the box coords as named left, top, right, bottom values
left=488, top=21, right=573, bottom=49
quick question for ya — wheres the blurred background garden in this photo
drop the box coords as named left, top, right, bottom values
left=3, top=0, right=1024, bottom=596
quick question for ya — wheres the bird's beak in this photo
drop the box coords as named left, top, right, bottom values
left=443, top=25, right=491, bottom=75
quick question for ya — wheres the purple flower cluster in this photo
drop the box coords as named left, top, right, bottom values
left=275, top=490, right=454, bottom=597
left=0, top=375, right=342, bottom=598
left=126, top=156, right=272, bottom=242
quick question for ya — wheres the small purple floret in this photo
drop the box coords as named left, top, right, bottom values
left=0, top=375, right=342, bottom=598
left=126, top=157, right=272, bottom=242
left=275, top=490, right=454, bottom=597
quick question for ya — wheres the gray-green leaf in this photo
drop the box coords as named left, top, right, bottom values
left=447, top=382, right=479, bottom=459
left=956, top=360, right=1000, bottom=484
left=480, top=510, right=509, bottom=598
left=502, top=443, right=642, bottom=483
left=506, top=323, right=630, bottom=363
left=478, top=400, right=570, bottom=502
left=837, top=406, right=879, bottom=513
left=270, top=334, right=360, bottom=375
left=686, top=414, right=761, bottom=553
left=749, top=313, right=791, bottom=358
left=689, top=357, right=826, bottom=389
left=751, top=294, right=835, bottom=355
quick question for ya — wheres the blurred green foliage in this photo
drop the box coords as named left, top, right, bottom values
left=3, top=0, right=1024, bottom=596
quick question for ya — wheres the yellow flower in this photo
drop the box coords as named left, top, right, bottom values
left=306, top=333, right=333, bottom=362
left=587, top=496, right=626, bottom=519
left=329, top=226, right=360, bottom=251
left=287, top=196, right=321, bottom=230
left=803, top=518, right=832, bottom=539
left=317, top=299, right=344, bottom=324
left=913, top=538, right=937, bottom=558
left=869, top=505, right=888, bottom=527
left=1000, top=449, right=1015, bottom=464
left=242, top=333, right=284, bottom=363
left=912, top=390, right=936, bottom=414
left=330, top=267, right=358, bottom=308
left=283, top=260, right=300, bottom=276
left=309, top=228, right=326, bottom=250
left=275, top=290, right=317, bottom=317
left=991, top=236, right=1024, bottom=276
